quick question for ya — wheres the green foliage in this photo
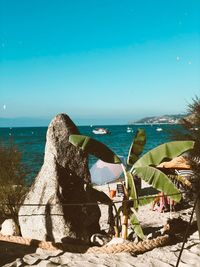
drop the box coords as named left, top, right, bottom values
left=0, top=139, right=28, bottom=224
left=170, top=96, right=200, bottom=191
left=138, top=195, right=158, bottom=206
left=126, top=171, right=138, bottom=210
left=126, top=140, right=194, bottom=236
left=130, top=212, right=145, bottom=240
left=69, top=134, right=121, bottom=164
left=127, top=128, right=146, bottom=166
left=126, top=140, right=194, bottom=237
left=134, top=141, right=194, bottom=168
left=134, top=166, right=181, bottom=202
left=69, top=130, right=194, bottom=240
left=129, top=140, right=194, bottom=204
left=182, top=97, right=200, bottom=191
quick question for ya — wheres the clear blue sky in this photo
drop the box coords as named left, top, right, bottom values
left=0, top=0, right=199, bottom=125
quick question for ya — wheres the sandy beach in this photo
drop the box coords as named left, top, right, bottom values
left=0, top=183, right=200, bottom=267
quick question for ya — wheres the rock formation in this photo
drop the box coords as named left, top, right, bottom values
left=18, top=114, right=101, bottom=243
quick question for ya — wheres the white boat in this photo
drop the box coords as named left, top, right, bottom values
left=127, top=127, right=133, bottom=133
left=156, top=127, right=163, bottom=132
left=92, top=128, right=110, bottom=135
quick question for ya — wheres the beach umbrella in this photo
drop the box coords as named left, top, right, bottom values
left=90, top=156, right=125, bottom=185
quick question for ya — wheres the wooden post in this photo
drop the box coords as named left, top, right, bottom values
left=114, top=226, right=119, bottom=238
left=122, top=216, right=128, bottom=239
left=121, top=164, right=129, bottom=240
left=121, top=182, right=129, bottom=239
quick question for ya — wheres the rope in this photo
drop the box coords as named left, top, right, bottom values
left=0, top=233, right=169, bottom=254
left=86, top=235, right=169, bottom=254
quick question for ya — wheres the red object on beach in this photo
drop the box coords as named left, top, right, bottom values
left=109, top=190, right=116, bottom=199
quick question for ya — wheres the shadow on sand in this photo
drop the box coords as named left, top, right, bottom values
left=0, top=240, right=37, bottom=266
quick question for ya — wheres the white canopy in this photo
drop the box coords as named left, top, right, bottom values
left=90, top=156, right=125, bottom=185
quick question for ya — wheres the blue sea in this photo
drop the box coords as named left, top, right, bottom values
left=0, top=124, right=180, bottom=184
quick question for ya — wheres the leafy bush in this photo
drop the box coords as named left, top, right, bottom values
left=172, top=96, right=200, bottom=192
left=172, top=96, right=200, bottom=237
left=183, top=97, right=200, bottom=191
left=0, top=139, right=28, bottom=225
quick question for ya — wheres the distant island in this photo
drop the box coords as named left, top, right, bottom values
left=129, top=114, right=186, bottom=125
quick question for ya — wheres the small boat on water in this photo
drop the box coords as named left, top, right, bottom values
left=92, top=128, right=110, bottom=135
left=156, top=127, right=163, bottom=132
left=127, top=127, right=133, bottom=133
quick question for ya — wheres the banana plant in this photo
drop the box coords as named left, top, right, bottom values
left=69, top=133, right=194, bottom=240
left=120, top=129, right=146, bottom=239
left=127, top=128, right=146, bottom=166
left=124, top=140, right=195, bottom=239
left=130, top=141, right=195, bottom=203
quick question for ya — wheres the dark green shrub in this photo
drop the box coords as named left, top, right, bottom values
left=173, top=96, right=200, bottom=191
left=0, top=139, right=28, bottom=225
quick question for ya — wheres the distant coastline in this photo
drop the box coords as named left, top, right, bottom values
left=130, top=122, right=181, bottom=125
left=0, top=113, right=188, bottom=128
left=129, top=114, right=187, bottom=125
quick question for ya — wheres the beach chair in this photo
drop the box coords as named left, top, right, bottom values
left=116, top=183, right=124, bottom=197
left=152, top=192, right=172, bottom=212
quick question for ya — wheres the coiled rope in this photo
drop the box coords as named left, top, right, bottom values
left=0, top=233, right=169, bottom=254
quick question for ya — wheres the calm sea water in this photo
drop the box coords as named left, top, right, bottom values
left=0, top=124, right=180, bottom=184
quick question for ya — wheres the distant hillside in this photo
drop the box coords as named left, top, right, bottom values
left=133, top=114, right=186, bottom=124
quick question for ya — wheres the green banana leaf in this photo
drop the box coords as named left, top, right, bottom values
left=134, top=141, right=194, bottom=168
left=130, top=212, right=145, bottom=240
left=69, top=134, right=121, bottom=164
left=134, top=166, right=181, bottom=202
left=127, top=172, right=138, bottom=210
left=127, top=129, right=146, bottom=166
left=138, top=195, right=158, bottom=206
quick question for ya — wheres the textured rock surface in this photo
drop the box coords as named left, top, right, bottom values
left=0, top=219, right=20, bottom=236
left=18, top=114, right=101, bottom=243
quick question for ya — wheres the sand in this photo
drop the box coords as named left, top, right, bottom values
left=0, top=183, right=200, bottom=267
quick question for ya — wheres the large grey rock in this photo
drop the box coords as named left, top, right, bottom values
left=19, top=114, right=101, bottom=243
